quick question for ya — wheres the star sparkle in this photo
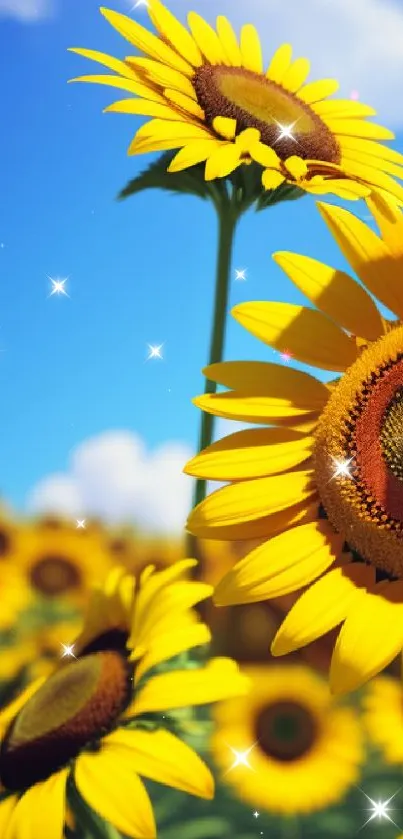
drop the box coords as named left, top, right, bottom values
left=280, top=349, right=292, bottom=363
left=359, top=789, right=401, bottom=830
left=274, top=120, right=298, bottom=144
left=76, top=519, right=86, bottom=529
left=48, top=276, right=69, bottom=298
left=234, top=268, right=247, bottom=281
left=61, top=644, right=76, bottom=659
left=225, top=743, right=257, bottom=773
left=253, top=811, right=260, bottom=819
left=146, top=343, right=164, bottom=361
left=330, top=456, right=355, bottom=481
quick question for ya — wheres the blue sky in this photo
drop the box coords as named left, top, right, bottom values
left=1, top=0, right=403, bottom=529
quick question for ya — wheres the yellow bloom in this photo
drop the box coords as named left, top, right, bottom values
left=69, top=3, right=403, bottom=202
left=9, top=518, right=115, bottom=605
left=106, top=526, right=185, bottom=574
left=186, top=194, right=403, bottom=695
left=362, top=676, right=403, bottom=765
left=211, top=664, right=364, bottom=814
left=0, top=562, right=248, bottom=838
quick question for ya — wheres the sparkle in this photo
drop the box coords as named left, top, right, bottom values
left=358, top=789, right=402, bottom=831
left=280, top=349, right=292, bottom=363
left=76, top=519, right=86, bottom=529
left=350, top=90, right=360, bottom=100
left=225, top=743, right=257, bottom=773
left=273, top=120, right=298, bottom=144
left=60, top=643, right=76, bottom=659
left=330, top=456, right=355, bottom=481
left=253, top=811, right=260, bottom=819
left=146, top=343, right=164, bottom=361
left=48, top=276, right=69, bottom=298
left=234, top=268, right=247, bottom=281
left=130, top=0, right=149, bottom=8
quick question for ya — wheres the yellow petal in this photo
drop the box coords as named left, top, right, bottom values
left=338, top=136, right=403, bottom=166
left=330, top=582, right=403, bottom=694
left=128, top=135, right=198, bottom=156
left=313, top=99, right=377, bottom=119
left=185, top=427, right=313, bottom=481
left=134, top=622, right=211, bottom=681
left=105, top=98, right=188, bottom=119
left=193, top=392, right=320, bottom=423
left=240, top=24, right=263, bottom=73
left=306, top=176, right=370, bottom=200
left=131, top=658, right=250, bottom=716
left=187, top=470, right=316, bottom=532
left=216, top=16, right=242, bottom=66
left=273, top=251, right=384, bottom=341
left=250, top=142, right=280, bottom=168
left=297, top=78, right=339, bottom=104
left=100, top=7, right=194, bottom=75
left=262, top=169, right=285, bottom=190
left=69, top=74, right=165, bottom=101
left=343, top=161, right=403, bottom=205
left=4, top=770, right=68, bottom=839
left=130, top=559, right=201, bottom=643
left=0, top=799, right=17, bottom=834
left=68, top=47, right=138, bottom=79
left=126, top=56, right=195, bottom=96
left=133, top=117, right=210, bottom=141
left=325, top=118, right=394, bottom=141
left=75, top=748, right=156, bottom=838
left=366, top=192, right=403, bottom=254
left=272, top=564, right=375, bottom=655
left=202, top=361, right=330, bottom=408
left=212, top=116, right=237, bottom=140
left=235, top=128, right=261, bottom=152
left=147, top=0, right=203, bottom=66
left=284, top=155, right=308, bottom=179
left=168, top=139, right=220, bottom=171
left=214, top=520, right=342, bottom=605
left=130, top=581, right=212, bottom=656
left=105, top=728, right=214, bottom=798
left=164, top=88, right=205, bottom=118
left=188, top=498, right=320, bottom=541
left=232, top=301, right=358, bottom=371
left=317, top=202, right=403, bottom=319
left=187, top=12, right=227, bottom=64
left=205, top=143, right=243, bottom=180
left=266, top=43, right=293, bottom=83
left=281, top=57, right=310, bottom=92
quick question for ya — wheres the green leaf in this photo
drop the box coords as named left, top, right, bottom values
left=160, top=817, right=231, bottom=839
left=256, top=181, right=305, bottom=210
left=118, top=152, right=217, bottom=202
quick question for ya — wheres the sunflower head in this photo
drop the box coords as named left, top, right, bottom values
left=212, top=664, right=364, bottom=815
left=69, top=2, right=403, bottom=203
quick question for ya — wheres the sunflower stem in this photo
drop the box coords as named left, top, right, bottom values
left=281, top=816, right=301, bottom=838
left=186, top=197, right=239, bottom=559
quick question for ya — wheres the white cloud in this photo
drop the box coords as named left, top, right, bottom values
left=171, top=0, right=403, bottom=128
left=0, top=0, right=53, bottom=21
left=26, top=430, right=194, bottom=535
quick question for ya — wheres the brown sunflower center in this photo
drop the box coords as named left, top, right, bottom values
left=0, top=530, right=11, bottom=558
left=255, top=700, right=317, bottom=761
left=0, top=651, right=131, bottom=790
left=193, top=65, right=341, bottom=164
left=315, top=324, right=403, bottom=580
left=29, top=555, right=82, bottom=596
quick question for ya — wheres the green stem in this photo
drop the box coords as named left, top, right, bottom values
left=186, top=198, right=238, bottom=557
left=281, top=816, right=301, bottom=839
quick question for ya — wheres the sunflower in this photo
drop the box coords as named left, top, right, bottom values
left=185, top=194, right=403, bottom=695
left=0, top=562, right=248, bottom=838
left=11, top=518, right=115, bottom=604
left=211, top=664, right=363, bottom=814
left=106, top=526, right=185, bottom=575
left=69, top=2, right=403, bottom=203
left=362, top=676, right=403, bottom=765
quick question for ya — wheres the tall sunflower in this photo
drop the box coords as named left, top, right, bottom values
left=186, top=194, right=403, bottom=694
left=362, top=676, right=403, bottom=765
left=69, top=2, right=403, bottom=202
left=0, top=562, right=248, bottom=838
left=211, top=664, right=363, bottom=814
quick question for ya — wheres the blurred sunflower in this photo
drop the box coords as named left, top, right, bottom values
left=106, top=527, right=184, bottom=575
left=211, top=664, right=363, bottom=814
left=0, top=562, right=248, bottom=837
left=69, top=2, right=403, bottom=202
left=11, top=518, right=114, bottom=605
left=362, top=677, right=403, bottom=765
left=186, top=195, right=403, bottom=694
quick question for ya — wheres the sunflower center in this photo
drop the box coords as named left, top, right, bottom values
left=315, top=324, right=403, bottom=579
left=0, top=530, right=11, bottom=558
left=193, top=65, right=341, bottom=164
left=255, top=700, right=317, bottom=761
left=29, top=555, right=82, bottom=596
left=0, top=651, right=131, bottom=790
